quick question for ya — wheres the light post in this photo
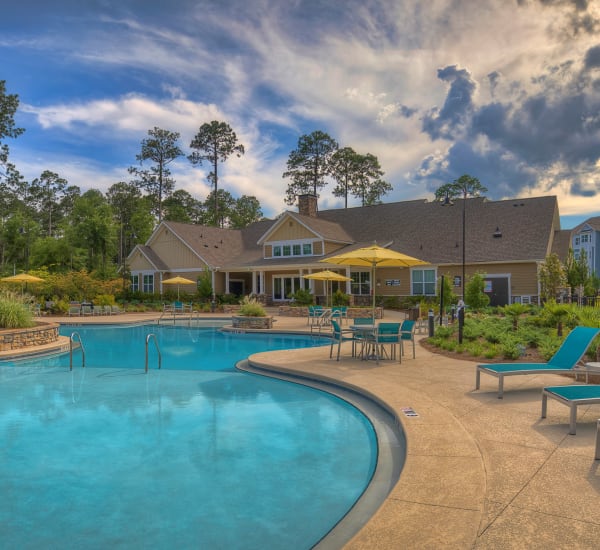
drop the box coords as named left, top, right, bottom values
left=442, top=190, right=466, bottom=300
left=442, top=190, right=466, bottom=344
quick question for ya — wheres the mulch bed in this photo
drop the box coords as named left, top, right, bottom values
left=420, top=340, right=600, bottom=384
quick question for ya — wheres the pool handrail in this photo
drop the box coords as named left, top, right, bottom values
left=69, top=331, right=86, bottom=370
left=145, top=333, right=162, bottom=373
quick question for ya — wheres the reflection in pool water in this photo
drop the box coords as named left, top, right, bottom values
left=0, top=324, right=377, bottom=549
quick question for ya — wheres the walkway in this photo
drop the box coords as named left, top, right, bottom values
left=14, top=311, right=600, bottom=548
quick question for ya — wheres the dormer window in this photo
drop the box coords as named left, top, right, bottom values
left=270, top=240, right=314, bottom=258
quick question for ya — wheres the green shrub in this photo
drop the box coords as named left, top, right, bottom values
left=0, top=295, right=35, bottom=329
left=238, top=296, right=267, bottom=317
left=435, top=326, right=454, bottom=339
left=500, top=339, right=522, bottom=360
left=332, top=289, right=350, bottom=306
left=291, top=288, right=314, bottom=306
left=538, top=334, right=562, bottom=361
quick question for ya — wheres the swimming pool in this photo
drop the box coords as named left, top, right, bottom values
left=0, top=324, right=378, bottom=549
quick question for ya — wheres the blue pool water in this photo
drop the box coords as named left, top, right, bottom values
left=0, top=324, right=378, bottom=549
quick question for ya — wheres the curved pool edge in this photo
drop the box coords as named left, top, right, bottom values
left=239, top=357, right=406, bottom=549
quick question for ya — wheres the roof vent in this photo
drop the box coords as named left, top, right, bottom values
left=493, top=227, right=502, bottom=238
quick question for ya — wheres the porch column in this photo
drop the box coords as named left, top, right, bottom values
left=252, top=271, right=257, bottom=294
left=345, top=267, right=351, bottom=294
left=225, top=271, right=230, bottom=295
left=260, top=270, right=265, bottom=295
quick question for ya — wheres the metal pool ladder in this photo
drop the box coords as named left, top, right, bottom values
left=145, top=333, right=162, bottom=373
left=69, top=331, right=86, bottom=370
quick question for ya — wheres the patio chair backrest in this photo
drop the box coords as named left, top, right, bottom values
left=331, top=319, right=342, bottom=335
left=377, top=322, right=401, bottom=335
left=400, top=320, right=416, bottom=338
left=354, top=317, right=373, bottom=325
left=547, top=326, right=600, bottom=369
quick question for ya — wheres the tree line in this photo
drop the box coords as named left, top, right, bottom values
left=1, top=80, right=397, bottom=278
left=0, top=82, right=262, bottom=277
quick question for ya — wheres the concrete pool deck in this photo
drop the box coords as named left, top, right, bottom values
left=17, top=310, right=600, bottom=548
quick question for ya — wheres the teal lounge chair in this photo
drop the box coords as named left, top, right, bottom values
left=541, top=385, right=600, bottom=435
left=475, top=326, right=600, bottom=399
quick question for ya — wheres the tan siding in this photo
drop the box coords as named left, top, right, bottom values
left=268, top=220, right=317, bottom=241
left=313, top=241, right=323, bottom=255
left=440, top=263, right=540, bottom=296
left=152, top=232, right=201, bottom=269
left=128, top=251, right=153, bottom=271
left=324, top=241, right=346, bottom=255
left=264, top=244, right=272, bottom=258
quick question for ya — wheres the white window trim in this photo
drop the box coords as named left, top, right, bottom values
left=267, top=238, right=319, bottom=259
left=410, top=267, right=438, bottom=296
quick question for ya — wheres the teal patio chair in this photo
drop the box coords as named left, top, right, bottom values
left=541, top=384, right=600, bottom=435
left=475, top=326, right=600, bottom=399
left=329, top=319, right=356, bottom=361
left=372, top=322, right=402, bottom=363
left=400, top=320, right=417, bottom=359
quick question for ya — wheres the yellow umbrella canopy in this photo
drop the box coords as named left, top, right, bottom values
left=162, top=276, right=195, bottom=299
left=303, top=270, right=352, bottom=307
left=1, top=273, right=44, bottom=283
left=303, top=270, right=352, bottom=282
left=321, top=244, right=429, bottom=316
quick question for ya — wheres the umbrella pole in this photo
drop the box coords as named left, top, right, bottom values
left=372, top=265, right=376, bottom=320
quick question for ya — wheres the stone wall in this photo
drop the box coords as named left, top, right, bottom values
left=0, top=322, right=60, bottom=351
left=231, top=316, right=274, bottom=329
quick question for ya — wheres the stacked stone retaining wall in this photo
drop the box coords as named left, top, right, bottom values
left=0, top=322, right=60, bottom=351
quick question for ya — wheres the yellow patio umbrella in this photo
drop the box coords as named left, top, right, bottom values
left=1, top=273, right=44, bottom=294
left=162, top=276, right=195, bottom=299
left=303, top=270, right=352, bottom=307
left=1, top=273, right=44, bottom=284
left=321, top=244, right=429, bottom=318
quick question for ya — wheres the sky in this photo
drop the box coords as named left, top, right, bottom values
left=2, top=0, right=600, bottom=229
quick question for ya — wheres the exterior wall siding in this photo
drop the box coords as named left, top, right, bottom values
left=268, top=221, right=316, bottom=241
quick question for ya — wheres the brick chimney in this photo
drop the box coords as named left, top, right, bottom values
left=298, top=194, right=317, bottom=217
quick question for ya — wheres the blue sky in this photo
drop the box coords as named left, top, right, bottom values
left=2, top=0, right=600, bottom=228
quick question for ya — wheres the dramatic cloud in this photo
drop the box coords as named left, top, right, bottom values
left=3, top=0, right=600, bottom=225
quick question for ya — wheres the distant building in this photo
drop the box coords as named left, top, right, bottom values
left=127, top=194, right=568, bottom=307
left=571, top=217, right=600, bottom=278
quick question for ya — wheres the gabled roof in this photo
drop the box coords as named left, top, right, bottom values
left=161, top=221, right=245, bottom=267
left=257, top=211, right=354, bottom=245
left=132, top=195, right=561, bottom=272
left=573, top=216, right=600, bottom=233
left=551, top=230, right=572, bottom=261
left=317, top=196, right=560, bottom=265
left=133, top=245, right=170, bottom=271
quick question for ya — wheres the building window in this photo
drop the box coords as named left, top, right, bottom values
left=270, top=241, right=314, bottom=258
left=272, top=276, right=308, bottom=301
left=351, top=271, right=370, bottom=295
left=574, top=237, right=580, bottom=246
left=143, top=274, right=154, bottom=293
left=131, top=275, right=139, bottom=292
left=581, top=234, right=589, bottom=243
left=412, top=268, right=436, bottom=296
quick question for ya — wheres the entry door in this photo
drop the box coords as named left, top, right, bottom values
left=485, top=277, right=509, bottom=306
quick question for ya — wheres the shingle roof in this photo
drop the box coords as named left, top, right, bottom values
left=143, top=195, right=560, bottom=271
left=136, top=245, right=170, bottom=271
left=573, top=216, right=600, bottom=232
left=550, top=230, right=572, bottom=261
left=317, top=196, right=560, bottom=265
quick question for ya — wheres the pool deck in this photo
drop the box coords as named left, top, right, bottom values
left=14, top=311, right=600, bottom=548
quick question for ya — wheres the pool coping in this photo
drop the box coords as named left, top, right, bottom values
left=239, top=359, right=406, bottom=549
